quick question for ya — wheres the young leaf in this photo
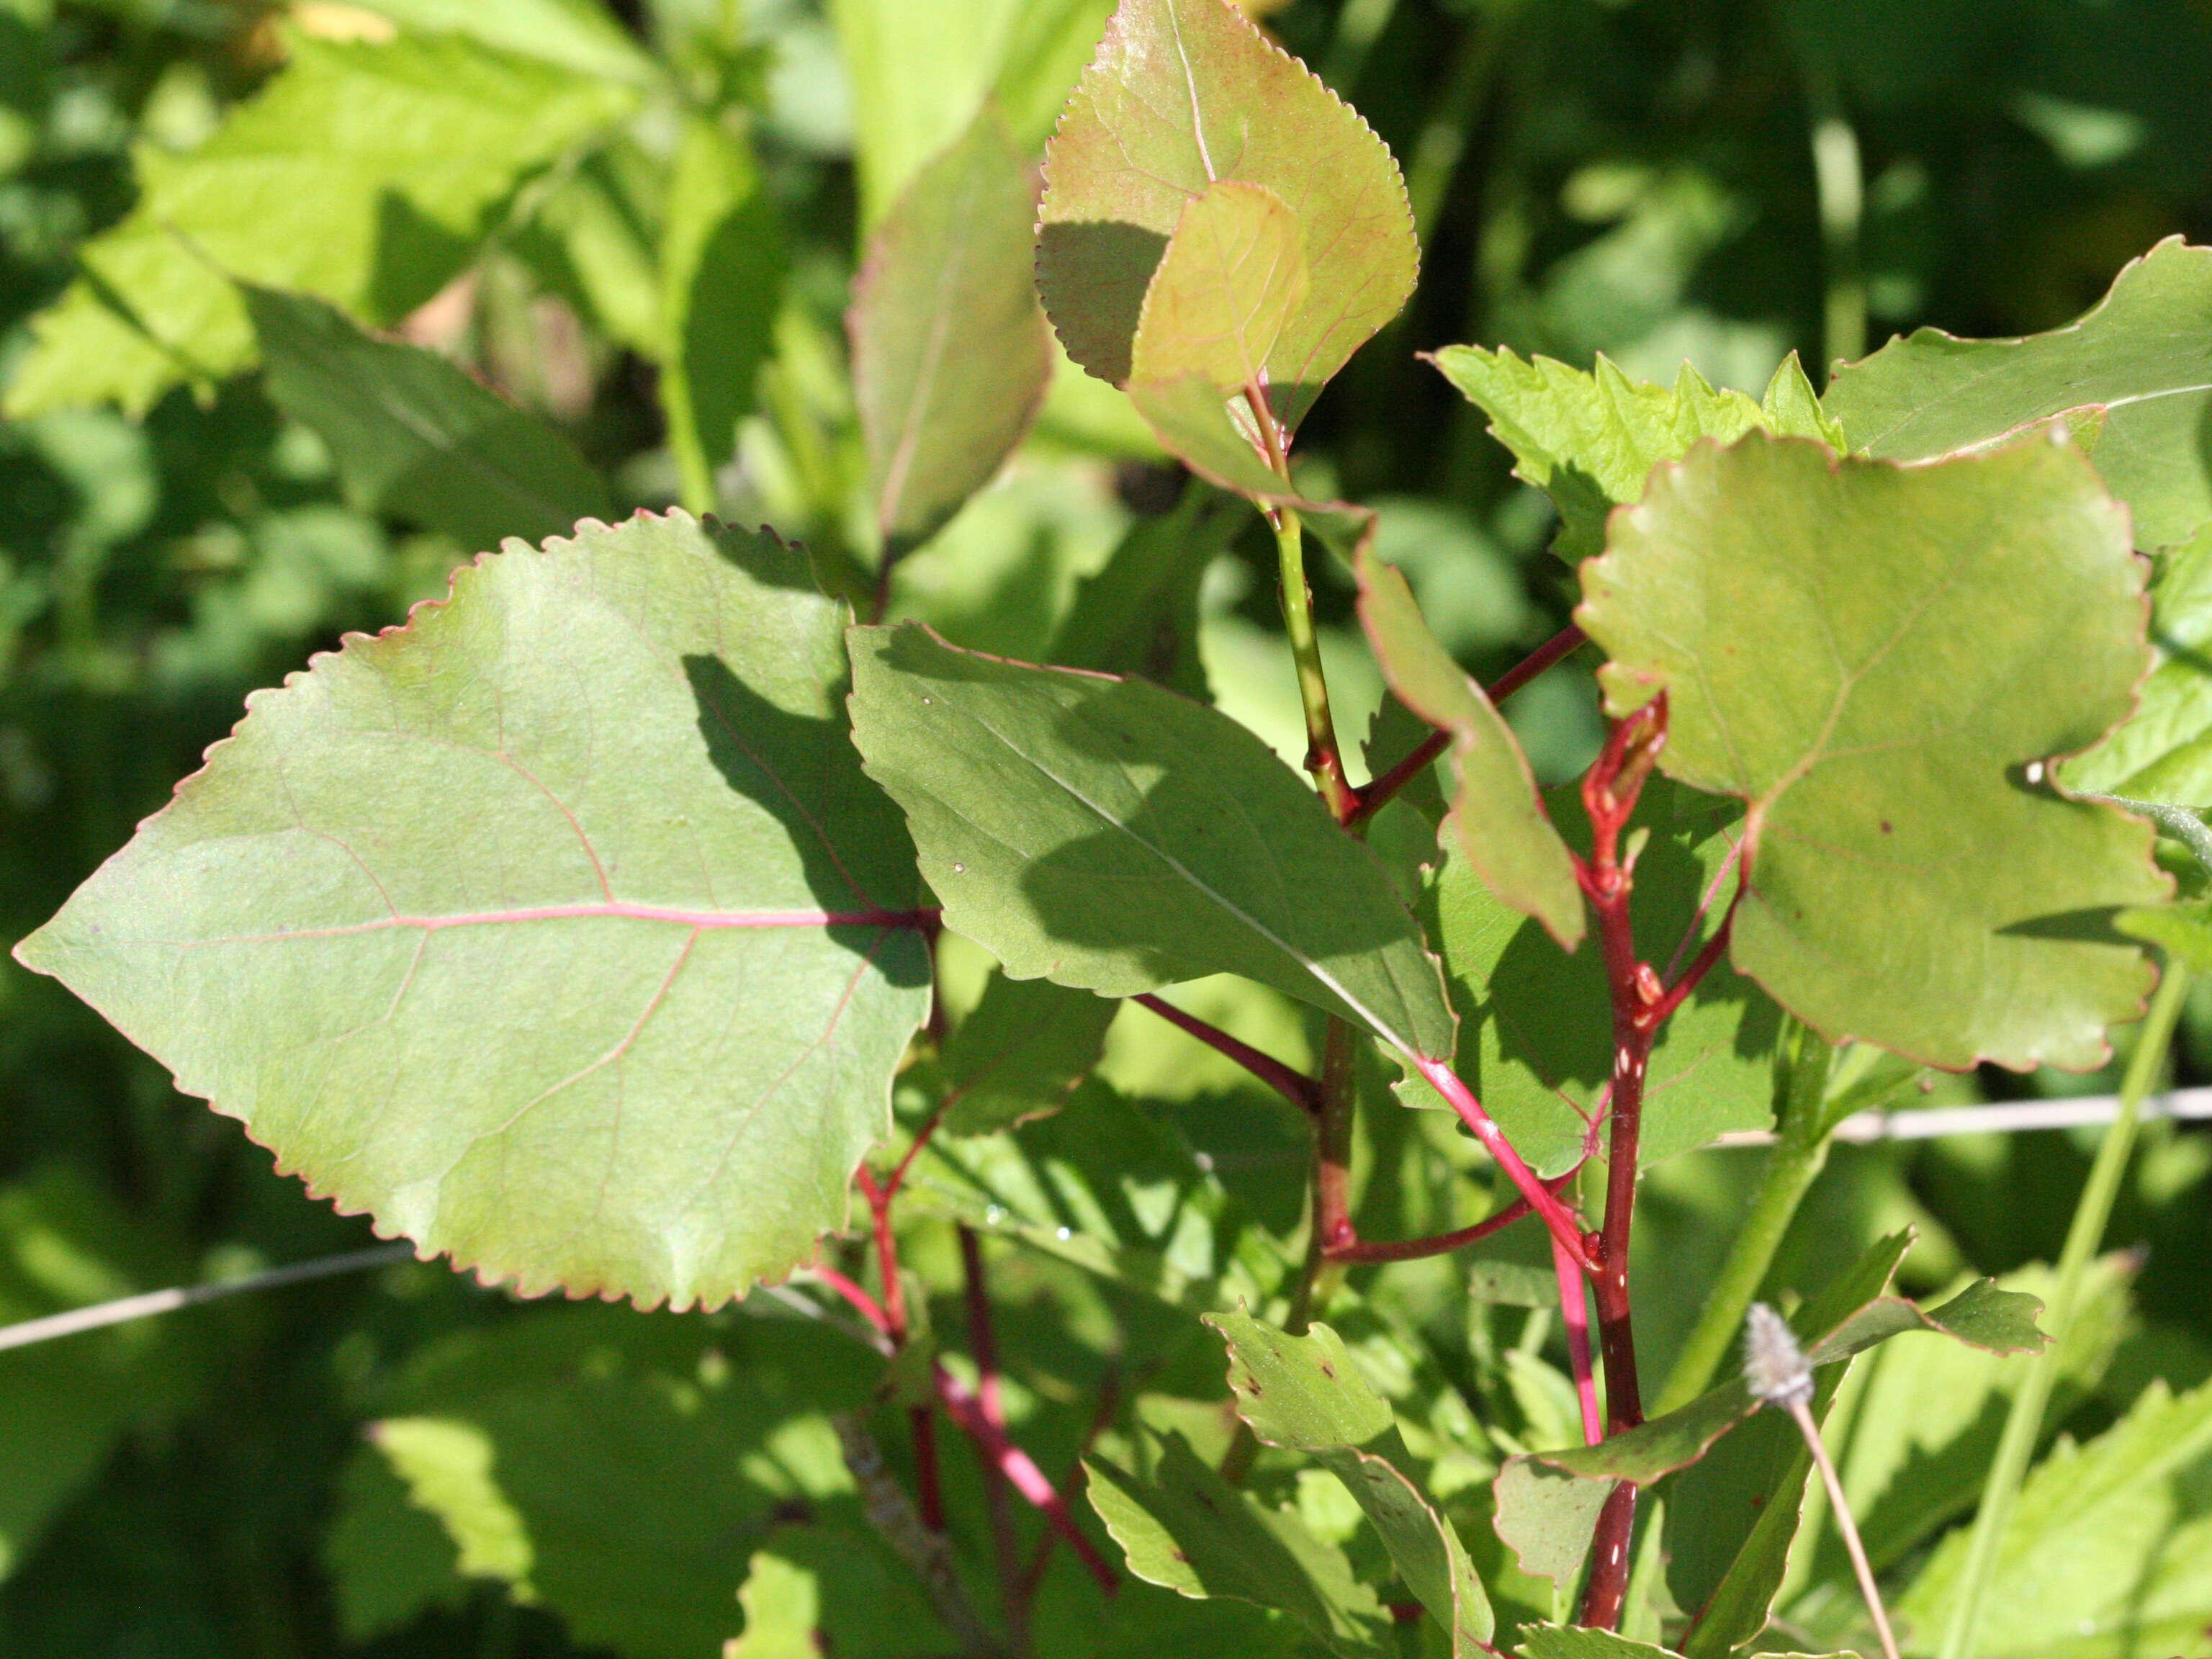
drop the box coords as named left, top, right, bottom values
left=1426, top=348, right=1840, bottom=564
left=846, top=624, right=1457, bottom=1061
left=245, top=285, right=610, bottom=549
left=1580, top=433, right=2167, bottom=1071
left=1406, top=782, right=1781, bottom=1177
left=4, top=32, right=637, bottom=418
left=1087, top=1431, right=1396, bottom=1657
left=1894, top=1373, right=2212, bottom=1659
left=937, top=970, right=1118, bottom=1135
left=1356, top=546, right=1583, bottom=949
left=850, top=104, right=1053, bottom=562
left=1048, top=485, right=1241, bottom=700
left=1128, top=180, right=1310, bottom=395
left=1038, top=0, right=1416, bottom=426
left=1209, top=1310, right=1496, bottom=1654
left=13, top=513, right=931, bottom=1309
left=1824, top=237, right=2212, bottom=550
left=2060, top=519, right=2212, bottom=805
left=660, top=116, right=787, bottom=513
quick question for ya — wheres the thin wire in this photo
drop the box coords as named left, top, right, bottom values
left=0, top=1241, right=414, bottom=1354
left=1709, top=1085, right=2212, bottom=1147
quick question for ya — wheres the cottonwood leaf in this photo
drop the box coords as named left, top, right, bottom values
left=850, top=104, right=1052, bottom=561
left=1894, top=1372, right=2212, bottom=1659
left=1038, top=0, right=1416, bottom=426
left=1824, top=237, right=2212, bottom=551
left=1210, top=1311, right=1494, bottom=1654
left=4, top=32, right=635, bottom=418
left=1087, top=1431, right=1395, bottom=1657
left=1428, top=348, right=1841, bottom=564
left=1405, top=781, right=1781, bottom=1177
left=246, top=286, right=609, bottom=549
left=1516, top=1627, right=1851, bottom=1659
left=1579, top=433, right=2166, bottom=1071
left=2062, top=520, right=2212, bottom=805
left=1356, top=546, right=1582, bottom=948
left=660, top=117, right=786, bottom=508
left=936, top=970, right=1118, bottom=1135
left=14, top=513, right=931, bottom=1309
left=1128, top=180, right=1309, bottom=394
left=846, top=624, right=1455, bottom=1059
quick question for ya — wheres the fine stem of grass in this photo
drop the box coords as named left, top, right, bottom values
left=1934, top=958, right=2191, bottom=1659
left=1784, top=1392, right=1902, bottom=1659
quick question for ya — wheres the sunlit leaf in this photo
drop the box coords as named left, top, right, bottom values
left=1428, top=348, right=1841, bottom=564
left=14, top=513, right=931, bottom=1308
left=1038, top=0, right=1416, bottom=424
left=342, top=0, right=657, bottom=81
left=847, top=623, right=1456, bottom=1058
left=1581, top=433, right=2165, bottom=1070
left=2062, top=520, right=2212, bottom=805
left=937, top=969, right=1118, bottom=1135
left=1128, top=179, right=1308, bottom=393
left=1825, top=237, right=2212, bottom=550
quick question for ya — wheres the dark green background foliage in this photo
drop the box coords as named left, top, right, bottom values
left=3, top=1, right=2211, bottom=1655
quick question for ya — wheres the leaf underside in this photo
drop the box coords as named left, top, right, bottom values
left=15, top=512, right=930, bottom=1309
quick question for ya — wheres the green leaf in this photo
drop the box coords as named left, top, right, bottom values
left=938, top=969, right=1118, bottom=1135
left=1406, top=781, right=1781, bottom=1177
left=1048, top=485, right=1241, bottom=701
left=659, top=116, right=787, bottom=515
left=851, top=104, right=1053, bottom=561
left=727, top=1552, right=822, bottom=1659
left=1129, top=177, right=1309, bottom=393
left=244, top=286, right=609, bottom=549
left=2062, top=520, right=2212, bottom=806
left=325, top=1447, right=469, bottom=1641
left=1038, top=0, right=1416, bottom=424
left=1895, top=1373, right=2212, bottom=1659
left=1492, top=1457, right=1616, bottom=1593
left=1824, top=237, right=2212, bottom=551
left=846, top=622, right=1456, bottom=1058
left=1579, top=433, right=2167, bottom=1071
left=351, top=1305, right=878, bottom=1659
left=2118, top=899, right=2212, bottom=970
left=1426, top=348, right=1840, bottom=565
left=341, top=0, right=659, bottom=81
left=13, top=513, right=931, bottom=1309
left=1208, top=1310, right=1495, bottom=1653
left=1518, top=1627, right=1848, bottom=1659
left=1087, top=1431, right=1395, bottom=1657
left=1356, top=544, right=1583, bottom=949
left=3, top=32, right=636, bottom=418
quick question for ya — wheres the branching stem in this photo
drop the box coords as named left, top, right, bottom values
left=1322, top=1164, right=1581, bottom=1262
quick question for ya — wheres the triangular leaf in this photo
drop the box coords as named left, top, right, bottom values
left=1823, top=237, right=2212, bottom=550
left=850, top=103, right=1053, bottom=561
left=1038, top=0, right=1416, bottom=425
left=846, top=623, right=1457, bottom=1060
left=245, top=284, right=609, bottom=549
left=1580, top=433, right=2167, bottom=1071
left=14, top=513, right=931, bottom=1308
left=1356, top=546, right=1583, bottom=948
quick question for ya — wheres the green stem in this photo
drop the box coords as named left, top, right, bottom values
left=1272, top=507, right=1356, bottom=821
left=1654, top=1025, right=1835, bottom=1413
left=661, top=358, right=718, bottom=516
left=1805, top=61, right=1866, bottom=373
left=1934, top=959, right=2190, bottom=1659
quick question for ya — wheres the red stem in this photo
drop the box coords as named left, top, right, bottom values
left=1410, top=1057, right=1596, bottom=1271
left=1555, top=1233, right=1604, bottom=1445
left=910, top=1405, right=946, bottom=1532
left=936, top=1363, right=1119, bottom=1593
left=961, top=1225, right=1022, bottom=1627
left=1574, top=698, right=1669, bottom=1629
left=810, top=1264, right=893, bottom=1336
left=1323, top=1164, right=1582, bottom=1262
left=1133, top=994, right=1323, bottom=1115
left=1015, top=1373, right=1122, bottom=1612
left=1351, top=622, right=1587, bottom=825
